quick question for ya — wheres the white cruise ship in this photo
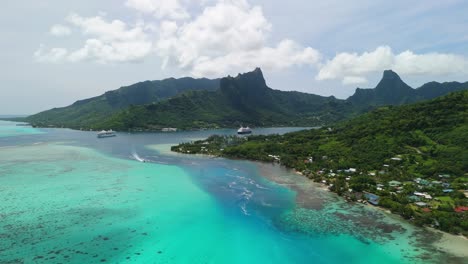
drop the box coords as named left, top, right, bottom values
left=237, top=126, right=252, bottom=135
left=97, top=130, right=116, bottom=138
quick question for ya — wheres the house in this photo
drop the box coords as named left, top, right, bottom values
left=442, top=189, right=454, bottom=193
left=388, top=180, right=402, bottom=187
left=415, top=202, right=428, bottom=207
left=419, top=179, right=430, bottom=186
left=414, top=192, right=432, bottom=200
left=455, top=206, right=468, bottom=213
left=368, top=172, right=376, bottom=176
left=364, top=192, right=380, bottom=205
left=439, top=174, right=451, bottom=178
left=408, top=195, right=421, bottom=202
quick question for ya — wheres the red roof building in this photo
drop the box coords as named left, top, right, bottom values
left=454, top=206, right=468, bottom=213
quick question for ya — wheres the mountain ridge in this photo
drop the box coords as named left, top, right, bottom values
left=25, top=77, right=220, bottom=128
left=21, top=68, right=468, bottom=130
left=99, top=68, right=350, bottom=130
left=348, top=70, right=468, bottom=108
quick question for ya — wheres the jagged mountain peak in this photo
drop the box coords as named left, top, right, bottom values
left=375, top=70, right=411, bottom=91
left=382, top=69, right=401, bottom=80
left=220, top=68, right=268, bottom=93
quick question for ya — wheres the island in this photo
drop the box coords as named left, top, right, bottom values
left=172, top=90, right=468, bottom=236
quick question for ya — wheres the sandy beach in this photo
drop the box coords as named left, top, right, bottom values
left=430, top=229, right=468, bottom=258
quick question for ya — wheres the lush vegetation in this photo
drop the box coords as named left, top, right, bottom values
left=172, top=90, right=468, bottom=235
left=20, top=69, right=468, bottom=131
left=98, top=68, right=351, bottom=130
left=25, top=77, right=219, bottom=129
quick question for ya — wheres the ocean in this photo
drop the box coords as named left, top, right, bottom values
left=0, top=120, right=464, bottom=263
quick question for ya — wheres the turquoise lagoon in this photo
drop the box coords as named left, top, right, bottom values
left=0, top=122, right=464, bottom=263
left=0, top=120, right=43, bottom=138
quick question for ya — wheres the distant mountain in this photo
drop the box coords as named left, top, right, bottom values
left=23, top=68, right=468, bottom=130
left=100, top=68, right=351, bottom=130
left=26, top=77, right=220, bottom=128
left=348, top=70, right=468, bottom=110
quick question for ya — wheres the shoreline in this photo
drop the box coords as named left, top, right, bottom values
left=290, top=170, right=468, bottom=259
left=167, top=143, right=468, bottom=261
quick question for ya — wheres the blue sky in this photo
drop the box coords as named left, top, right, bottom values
left=1, top=0, right=467, bottom=114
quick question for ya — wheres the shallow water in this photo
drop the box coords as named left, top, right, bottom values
left=0, top=122, right=464, bottom=263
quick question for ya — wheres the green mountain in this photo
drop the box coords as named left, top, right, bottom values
left=23, top=68, right=468, bottom=131
left=178, top=89, right=468, bottom=174
left=348, top=70, right=468, bottom=109
left=173, top=90, right=468, bottom=234
left=100, top=68, right=351, bottom=130
left=26, top=77, right=219, bottom=128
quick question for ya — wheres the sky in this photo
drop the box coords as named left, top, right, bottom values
left=1, top=0, right=468, bottom=114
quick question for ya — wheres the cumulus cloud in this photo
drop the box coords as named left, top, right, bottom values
left=317, top=46, right=468, bottom=84
left=38, top=0, right=467, bottom=82
left=154, top=0, right=320, bottom=77
left=125, top=0, right=190, bottom=20
left=34, top=45, right=68, bottom=63
left=49, top=24, right=72, bottom=36
left=190, top=40, right=320, bottom=77
left=36, top=14, right=153, bottom=63
left=36, top=0, right=320, bottom=75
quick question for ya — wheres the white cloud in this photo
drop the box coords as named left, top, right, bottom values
left=342, top=76, right=368, bottom=85
left=154, top=0, right=320, bottom=77
left=393, top=50, right=468, bottom=75
left=34, top=45, right=68, bottom=63
left=38, top=14, right=153, bottom=63
left=49, top=24, right=71, bottom=36
left=191, top=40, right=320, bottom=77
left=125, top=0, right=190, bottom=20
left=34, top=1, right=320, bottom=73
left=317, top=46, right=468, bottom=84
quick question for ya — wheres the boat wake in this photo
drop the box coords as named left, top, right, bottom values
left=131, top=150, right=146, bottom=163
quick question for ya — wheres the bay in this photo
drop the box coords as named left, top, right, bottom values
left=0, top=121, right=465, bottom=263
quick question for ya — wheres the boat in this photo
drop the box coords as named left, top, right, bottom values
left=97, top=130, right=116, bottom=138
left=237, top=126, right=252, bottom=135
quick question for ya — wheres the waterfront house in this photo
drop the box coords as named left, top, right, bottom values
left=364, top=192, right=380, bottom=205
